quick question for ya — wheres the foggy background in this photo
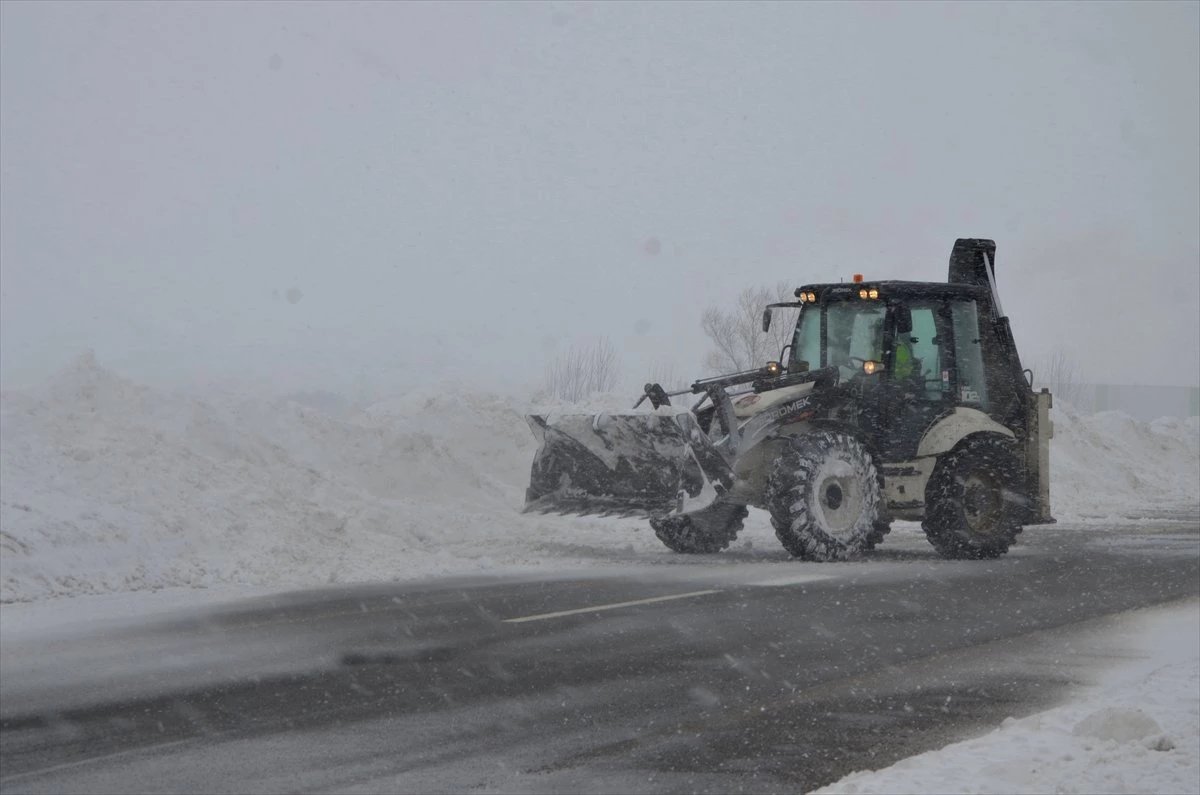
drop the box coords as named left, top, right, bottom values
left=2, top=1, right=1197, bottom=401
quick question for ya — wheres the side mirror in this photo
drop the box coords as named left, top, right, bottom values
left=894, top=305, right=913, bottom=334
left=762, top=308, right=772, bottom=333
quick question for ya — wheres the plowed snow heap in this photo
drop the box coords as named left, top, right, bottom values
left=524, top=238, right=1055, bottom=561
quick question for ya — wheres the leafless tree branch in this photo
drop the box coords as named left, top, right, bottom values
left=541, top=337, right=620, bottom=402
left=1032, top=348, right=1086, bottom=408
left=646, top=357, right=690, bottom=392
left=700, top=281, right=798, bottom=374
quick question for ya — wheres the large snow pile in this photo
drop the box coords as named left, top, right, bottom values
left=2, top=355, right=1197, bottom=602
left=0, top=355, right=679, bottom=602
left=1050, top=402, right=1199, bottom=520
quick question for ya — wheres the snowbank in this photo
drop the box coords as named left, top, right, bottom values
left=1050, top=401, right=1199, bottom=520
left=1, top=355, right=1197, bottom=602
left=0, top=355, right=678, bottom=602
left=811, top=599, right=1200, bottom=795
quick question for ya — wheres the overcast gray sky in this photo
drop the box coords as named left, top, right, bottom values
left=2, top=0, right=1197, bottom=398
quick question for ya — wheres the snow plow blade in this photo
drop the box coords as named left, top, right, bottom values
left=523, top=412, right=734, bottom=519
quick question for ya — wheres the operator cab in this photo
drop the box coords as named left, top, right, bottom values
left=786, top=278, right=1016, bottom=459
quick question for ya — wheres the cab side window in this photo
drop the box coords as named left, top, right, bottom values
left=951, top=300, right=989, bottom=410
left=792, top=306, right=821, bottom=370
left=904, top=306, right=945, bottom=401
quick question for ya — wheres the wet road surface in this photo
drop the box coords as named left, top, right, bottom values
left=2, top=516, right=1197, bottom=794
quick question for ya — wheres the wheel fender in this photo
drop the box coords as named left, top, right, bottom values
left=751, top=418, right=878, bottom=469
left=916, top=408, right=1014, bottom=458
left=732, top=381, right=816, bottom=419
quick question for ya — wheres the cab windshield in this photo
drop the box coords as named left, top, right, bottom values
left=791, top=300, right=887, bottom=382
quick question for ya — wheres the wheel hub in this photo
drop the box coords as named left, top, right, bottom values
left=813, top=462, right=864, bottom=541
left=824, top=483, right=844, bottom=511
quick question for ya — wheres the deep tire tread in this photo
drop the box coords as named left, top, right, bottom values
left=922, top=435, right=1024, bottom=560
left=766, top=431, right=884, bottom=561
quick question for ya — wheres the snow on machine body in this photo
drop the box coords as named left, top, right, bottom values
left=524, top=238, right=1054, bottom=560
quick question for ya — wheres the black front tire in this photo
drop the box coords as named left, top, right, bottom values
left=922, top=435, right=1024, bottom=559
left=650, top=502, right=748, bottom=554
left=767, top=431, right=884, bottom=561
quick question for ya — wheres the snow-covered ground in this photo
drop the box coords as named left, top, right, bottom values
left=1, top=354, right=1198, bottom=794
left=3, top=354, right=1196, bottom=604
left=0, top=353, right=683, bottom=603
left=813, top=599, right=1200, bottom=795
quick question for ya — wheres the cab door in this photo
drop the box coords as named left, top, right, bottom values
left=880, top=300, right=953, bottom=460
left=948, top=298, right=991, bottom=414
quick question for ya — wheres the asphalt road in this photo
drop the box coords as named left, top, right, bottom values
left=2, top=516, right=1198, bottom=794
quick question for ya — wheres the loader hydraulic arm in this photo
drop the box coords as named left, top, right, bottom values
left=750, top=365, right=837, bottom=394
left=635, top=363, right=839, bottom=449
left=637, top=363, right=837, bottom=411
left=633, top=364, right=778, bottom=411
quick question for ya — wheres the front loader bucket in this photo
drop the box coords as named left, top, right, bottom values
left=523, top=412, right=733, bottom=519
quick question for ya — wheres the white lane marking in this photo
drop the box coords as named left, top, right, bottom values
left=747, top=574, right=834, bottom=587
left=502, top=590, right=722, bottom=624
left=0, top=738, right=198, bottom=785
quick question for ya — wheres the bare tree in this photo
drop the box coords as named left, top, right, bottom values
left=541, top=337, right=620, bottom=402
left=701, top=281, right=798, bottom=374
left=1032, top=348, right=1086, bottom=408
left=646, top=357, right=690, bottom=392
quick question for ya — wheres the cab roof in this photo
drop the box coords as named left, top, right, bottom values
left=796, top=280, right=990, bottom=300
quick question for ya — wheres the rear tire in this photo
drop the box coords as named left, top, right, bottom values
left=767, top=431, right=884, bottom=561
left=922, top=435, right=1024, bottom=559
left=650, top=502, right=748, bottom=554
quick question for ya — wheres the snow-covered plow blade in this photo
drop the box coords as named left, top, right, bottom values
left=523, top=412, right=734, bottom=519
